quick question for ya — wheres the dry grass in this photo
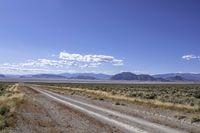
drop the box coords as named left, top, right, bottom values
left=0, top=83, right=24, bottom=131
left=32, top=84, right=198, bottom=112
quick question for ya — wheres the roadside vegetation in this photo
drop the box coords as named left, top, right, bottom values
left=33, top=83, right=200, bottom=113
left=30, top=83, right=200, bottom=123
left=0, top=83, right=24, bottom=132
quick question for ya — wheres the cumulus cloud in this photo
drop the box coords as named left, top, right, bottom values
left=59, top=52, right=123, bottom=66
left=0, top=51, right=124, bottom=74
left=182, top=54, right=200, bottom=60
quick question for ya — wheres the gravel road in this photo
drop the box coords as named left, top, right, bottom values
left=11, top=86, right=119, bottom=133
left=30, top=86, right=188, bottom=133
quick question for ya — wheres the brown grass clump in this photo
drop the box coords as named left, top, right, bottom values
left=0, top=83, right=24, bottom=131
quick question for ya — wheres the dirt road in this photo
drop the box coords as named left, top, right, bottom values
left=10, top=86, right=119, bottom=133
left=10, top=85, right=199, bottom=133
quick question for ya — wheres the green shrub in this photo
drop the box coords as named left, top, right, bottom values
left=0, top=106, right=10, bottom=116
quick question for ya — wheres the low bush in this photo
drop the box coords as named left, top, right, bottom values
left=115, top=102, right=120, bottom=105
left=191, top=116, right=200, bottom=123
left=0, top=119, right=6, bottom=130
left=193, top=91, right=200, bottom=99
left=0, top=106, right=10, bottom=116
left=143, top=93, right=156, bottom=99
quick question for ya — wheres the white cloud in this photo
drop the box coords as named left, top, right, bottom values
left=2, top=59, right=76, bottom=68
left=0, top=66, right=68, bottom=74
left=59, top=52, right=123, bottom=66
left=182, top=54, right=200, bottom=60
left=0, top=51, right=124, bottom=74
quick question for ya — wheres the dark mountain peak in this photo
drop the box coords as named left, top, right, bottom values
left=111, top=72, right=158, bottom=81
left=111, top=72, right=138, bottom=80
left=120, top=72, right=136, bottom=75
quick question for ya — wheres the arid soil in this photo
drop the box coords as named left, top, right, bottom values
left=10, top=86, right=120, bottom=133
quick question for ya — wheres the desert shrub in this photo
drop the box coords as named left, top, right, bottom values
left=191, top=116, right=200, bottom=123
left=115, top=102, right=120, bottom=105
left=0, top=119, right=6, bottom=130
left=0, top=106, right=10, bottom=116
left=0, top=115, right=13, bottom=130
left=127, top=92, right=137, bottom=97
left=35, top=82, right=200, bottom=110
left=194, top=106, right=200, bottom=112
left=99, top=98, right=104, bottom=101
left=0, top=87, right=6, bottom=96
left=193, top=91, right=200, bottom=99
left=5, top=116, right=14, bottom=127
left=143, top=93, right=156, bottom=99
left=190, top=102, right=194, bottom=106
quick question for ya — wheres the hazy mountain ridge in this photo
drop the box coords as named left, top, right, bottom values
left=0, top=72, right=199, bottom=82
left=153, top=73, right=200, bottom=81
left=0, top=74, right=6, bottom=78
left=111, top=72, right=196, bottom=82
left=165, top=76, right=188, bottom=82
left=31, top=74, right=66, bottom=79
left=18, top=73, right=110, bottom=80
left=69, top=75, right=97, bottom=80
left=60, top=73, right=111, bottom=79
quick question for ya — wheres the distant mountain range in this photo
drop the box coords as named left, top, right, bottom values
left=164, top=76, right=187, bottom=82
left=4, top=73, right=111, bottom=80
left=111, top=72, right=168, bottom=81
left=111, top=72, right=198, bottom=82
left=153, top=73, right=200, bottom=81
left=111, top=72, right=157, bottom=81
left=60, top=73, right=111, bottom=79
left=0, top=72, right=200, bottom=82
left=30, top=74, right=66, bottom=79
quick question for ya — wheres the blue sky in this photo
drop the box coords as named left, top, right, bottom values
left=0, top=0, right=200, bottom=75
